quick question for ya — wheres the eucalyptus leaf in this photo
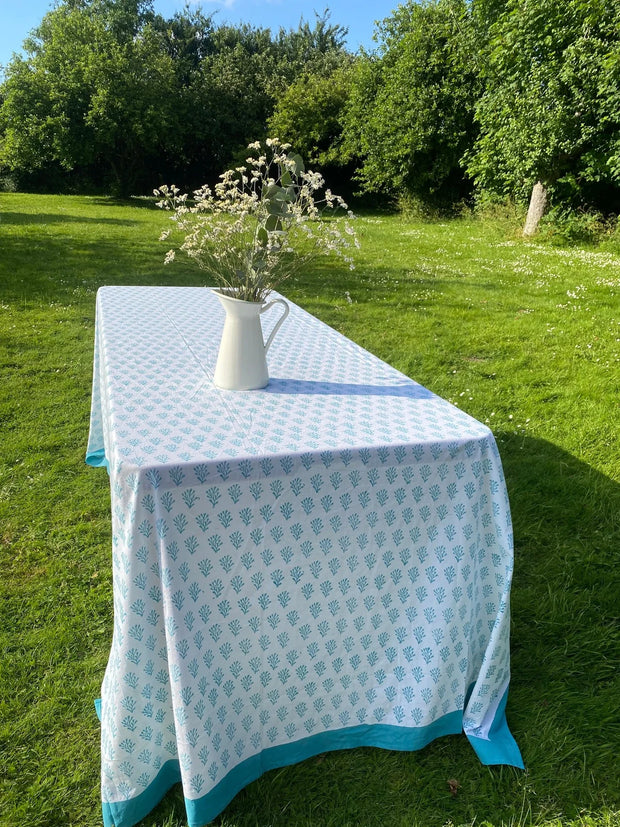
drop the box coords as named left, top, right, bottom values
left=266, top=199, right=288, bottom=216
left=288, top=153, right=305, bottom=176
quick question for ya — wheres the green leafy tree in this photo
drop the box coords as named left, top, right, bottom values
left=0, top=2, right=353, bottom=194
left=66, top=0, right=155, bottom=38
left=166, top=12, right=352, bottom=187
left=267, top=61, right=354, bottom=169
left=466, top=0, right=620, bottom=231
left=272, top=11, right=349, bottom=89
left=0, top=0, right=178, bottom=194
left=342, top=0, right=481, bottom=207
left=151, top=6, right=217, bottom=83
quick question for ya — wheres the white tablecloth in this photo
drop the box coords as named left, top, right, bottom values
left=87, top=286, right=522, bottom=827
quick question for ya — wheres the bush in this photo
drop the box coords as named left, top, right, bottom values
left=471, top=191, right=526, bottom=231
left=539, top=207, right=618, bottom=246
left=0, top=171, right=18, bottom=192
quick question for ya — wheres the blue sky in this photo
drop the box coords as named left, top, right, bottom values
left=0, top=0, right=397, bottom=68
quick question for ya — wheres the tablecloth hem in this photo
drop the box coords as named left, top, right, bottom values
left=465, top=687, right=524, bottom=769
left=97, top=702, right=522, bottom=827
left=184, top=715, right=463, bottom=827
left=102, top=760, right=182, bottom=827
left=86, top=448, right=109, bottom=470
left=466, top=726, right=523, bottom=769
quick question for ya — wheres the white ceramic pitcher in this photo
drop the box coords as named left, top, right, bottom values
left=212, top=289, right=289, bottom=390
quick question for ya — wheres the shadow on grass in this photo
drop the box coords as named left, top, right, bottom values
left=90, top=195, right=161, bottom=211
left=0, top=231, right=202, bottom=304
left=499, top=434, right=619, bottom=759
left=0, top=211, right=140, bottom=226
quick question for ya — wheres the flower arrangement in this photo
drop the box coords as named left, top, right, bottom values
left=155, top=138, right=358, bottom=303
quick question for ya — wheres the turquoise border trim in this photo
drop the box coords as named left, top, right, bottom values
left=86, top=449, right=109, bottom=470
left=465, top=688, right=524, bottom=769
left=102, top=761, right=182, bottom=827
left=96, top=701, right=181, bottom=827
left=185, top=714, right=463, bottom=827
left=97, top=705, right=522, bottom=827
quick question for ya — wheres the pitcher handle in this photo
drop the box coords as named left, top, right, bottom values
left=261, top=298, right=289, bottom=354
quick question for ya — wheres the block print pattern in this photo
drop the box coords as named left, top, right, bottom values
left=88, top=287, right=517, bottom=818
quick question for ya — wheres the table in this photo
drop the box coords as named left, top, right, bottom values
left=87, top=286, right=523, bottom=827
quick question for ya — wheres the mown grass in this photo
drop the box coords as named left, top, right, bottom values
left=0, top=193, right=618, bottom=827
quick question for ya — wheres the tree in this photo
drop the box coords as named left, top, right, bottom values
left=0, top=1, right=178, bottom=194
left=151, top=6, right=217, bottom=83
left=0, top=3, right=353, bottom=194
left=272, top=11, right=349, bottom=89
left=466, top=0, right=620, bottom=233
left=65, top=0, right=155, bottom=38
left=267, top=61, right=353, bottom=169
left=148, top=11, right=352, bottom=187
left=341, top=0, right=481, bottom=207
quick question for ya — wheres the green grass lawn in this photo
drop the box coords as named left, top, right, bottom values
left=0, top=193, right=618, bottom=827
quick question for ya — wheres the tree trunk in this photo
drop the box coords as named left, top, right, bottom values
left=523, top=181, right=548, bottom=237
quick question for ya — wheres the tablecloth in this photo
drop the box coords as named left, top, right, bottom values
left=86, top=285, right=523, bottom=827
